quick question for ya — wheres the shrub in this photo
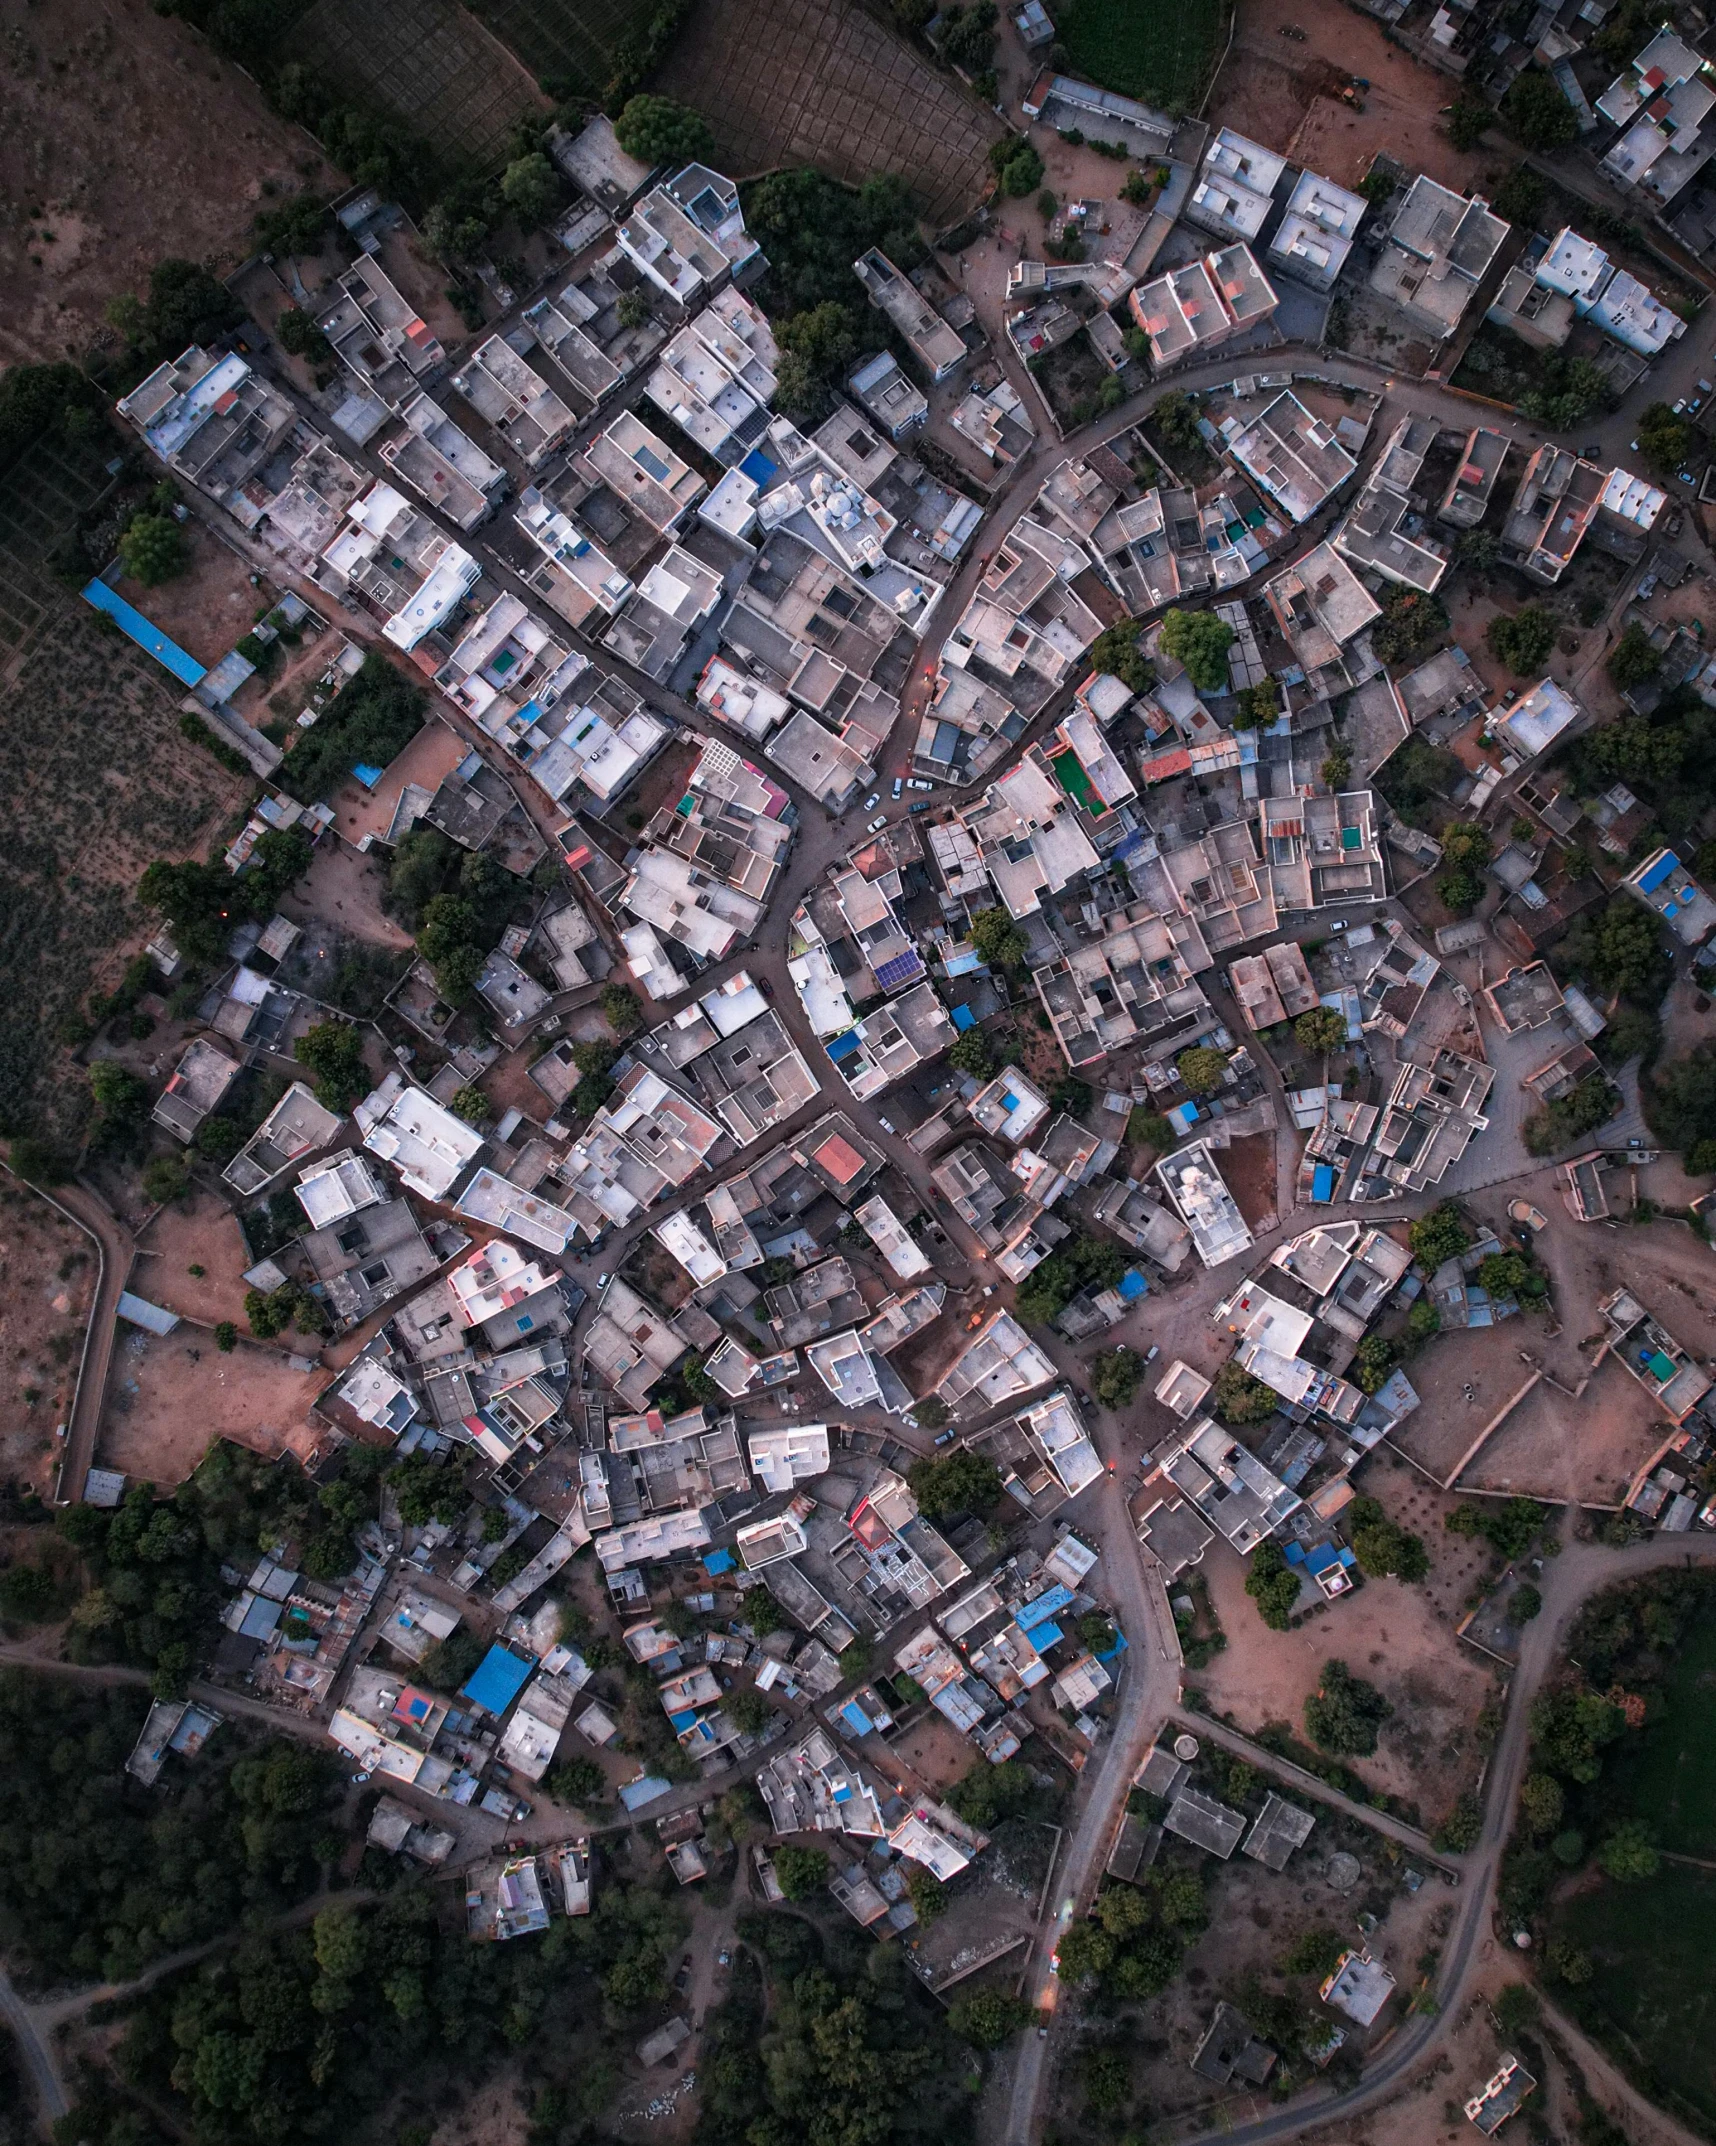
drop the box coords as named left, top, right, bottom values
left=213, top=1321, right=238, bottom=1353
left=1597, top=1819, right=1659, bottom=1882
left=1433, top=1792, right=1482, bottom=1851
left=449, top=1084, right=488, bottom=1125
left=275, top=307, right=332, bottom=362
left=948, top=1989, right=1035, bottom=2046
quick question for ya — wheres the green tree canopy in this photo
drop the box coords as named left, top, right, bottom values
left=1503, top=69, right=1580, bottom=148
left=294, top=1021, right=368, bottom=1112
left=969, top=905, right=1028, bottom=969
left=1160, top=607, right=1235, bottom=692
left=906, top=1449, right=1001, bottom=1520
left=1409, top=1200, right=1470, bottom=1269
left=1294, top=1006, right=1347, bottom=1053
left=119, top=513, right=188, bottom=586
left=1176, top=1044, right=1228, bottom=1095
left=1607, top=619, right=1663, bottom=692
left=1304, top=1660, right=1392, bottom=1756
left=1212, top=1360, right=1277, bottom=1427
left=1487, top=604, right=1557, bottom=673
left=614, top=93, right=714, bottom=165
left=1091, top=1346, right=1142, bottom=1408
left=1245, top=1540, right=1300, bottom=1629
left=1088, top=620, right=1154, bottom=693
left=1349, top=1495, right=1429, bottom=1580
left=500, top=151, right=562, bottom=227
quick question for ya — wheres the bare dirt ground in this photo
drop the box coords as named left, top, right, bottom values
left=115, top=522, right=265, bottom=669
left=132, top=1192, right=262, bottom=1330
left=1212, top=0, right=1502, bottom=193
left=887, top=1706, right=984, bottom=1796
left=98, top=1322, right=326, bottom=1487
left=328, top=720, right=470, bottom=847
left=0, top=1178, right=96, bottom=1493
left=1192, top=1520, right=1498, bottom=1827
left=0, top=0, right=334, bottom=368
left=1220, top=1131, right=1280, bottom=1232
left=1461, top=1362, right=1668, bottom=1507
left=278, top=837, right=414, bottom=955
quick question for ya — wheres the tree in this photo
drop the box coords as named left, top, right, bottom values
left=1304, top=1660, right=1392, bottom=1756
left=1091, top=1346, right=1143, bottom=1408
left=450, top=1083, right=488, bottom=1125
left=1349, top=1495, right=1429, bottom=1580
left=501, top=151, right=562, bottom=227
left=1089, top=620, right=1154, bottom=693
left=1598, top=1819, right=1660, bottom=1881
left=1454, top=527, right=1499, bottom=571
left=601, top=983, right=643, bottom=1035
left=914, top=1396, right=949, bottom=1430
left=999, top=142, right=1044, bottom=197
left=1520, top=353, right=1608, bottom=431
left=949, top=1989, right=1035, bottom=2047
left=1447, top=1496, right=1547, bottom=1561
left=948, top=1030, right=993, bottom=1077
left=1410, top=1201, right=1470, bottom=1269
left=1321, top=745, right=1352, bottom=788
left=213, top=1321, right=238, bottom=1353
left=141, top=1152, right=189, bottom=1206
left=1078, top=1610, right=1118, bottom=1654
left=1487, top=604, right=1556, bottom=674
left=1562, top=895, right=1667, bottom=1001
left=907, top=1450, right=1001, bottom=1520
left=1053, top=1922, right=1114, bottom=1983
left=87, top=1060, right=150, bottom=1155
left=275, top=306, right=332, bottom=363
left=1228, top=681, right=1278, bottom=732
left=614, top=93, right=713, bottom=165
left=295, top=1021, right=368, bottom=1111
left=1636, top=400, right=1693, bottom=474
left=1177, top=1044, right=1228, bottom=1095
left=1160, top=607, right=1235, bottom=692
left=1528, top=1688, right=1623, bottom=1782
left=726, top=1688, right=770, bottom=1734
left=1433, top=1792, right=1482, bottom=1851
left=772, top=1844, right=829, bottom=1899
left=1126, top=1108, right=1173, bottom=1151
left=1493, top=1981, right=1540, bottom=2037
left=1213, top=1360, right=1278, bottom=1427
left=1492, top=163, right=1547, bottom=226
left=1245, top=1540, right=1301, bottom=1629
left=1294, top=1006, right=1347, bottom=1054
left=969, top=906, right=1028, bottom=970
left=1083, top=2046, right=1130, bottom=2115
left=119, top=512, right=187, bottom=585
left=1503, top=69, right=1580, bottom=149
left=1520, top=1771, right=1564, bottom=1834
left=139, top=257, right=243, bottom=352
left=774, top=299, right=862, bottom=421
left=1604, top=620, right=1662, bottom=695
left=1281, top=1925, right=1348, bottom=1977
left=1371, top=583, right=1450, bottom=666
left=1446, top=97, right=1492, bottom=149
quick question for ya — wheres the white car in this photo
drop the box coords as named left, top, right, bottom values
left=892, top=776, right=903, bottom=799
left=909, top=778, right=934, bottom=791
left=864, top=792, right=880, bottom=811
left=867, top=813, right=887, bottom=831
left=877, top=1115, right=896, bottom=1133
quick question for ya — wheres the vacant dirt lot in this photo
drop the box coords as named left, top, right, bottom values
left=1213, top=0, right=1501, bottom=193
left=99, top=1322, right=326, bottom=1487
left=133, top=1192, right=264, bottom=1330
left=116, top=522, right=266, bottom=670
left=1193, top=1522, right=1497, bottom=1827
left=0, top=1177, right=96, bottom=1494
left=1220, top=1131, right=1280, bottom=1233
left=1461, top=1363, right=1668, bottom=1507
left=656, top=0, right=1002, bottom=222
left=0, top=0, right=334, bottom=368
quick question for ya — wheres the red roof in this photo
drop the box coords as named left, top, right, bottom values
left=813, top=1131, right=867, bottom=1184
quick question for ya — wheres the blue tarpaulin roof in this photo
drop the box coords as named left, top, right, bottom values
left=619, top=1774, right=672, bottom=1811
left=1311, top=1164, right=1336, bottom=1203
left=1638, top=850, right=1679, bottom=894
left=1026, top=1617, right=1065, bottom=1647
left=950, top=1003, right=978, bottom=1031
left=704, top=1548, right=735, bottom=1575
left=461, top=1643, right=534, bottom=1716
left=1016, top=1583, right=1074, bottom=1629
left=82, top=578, right=206, bottom=687
left=826, top=1029, right=861, bottom=1061
left=1117, top=1269, right=1148, bottom=1301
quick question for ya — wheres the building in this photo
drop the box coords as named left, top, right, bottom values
left=1368, top=177, right=1508, bottom=340
left=378, top=392, right=508, bottom=530
left=1262, top=543, right=1380, bottom=679
left=1261, top=792, right=1387, bottom=911
left=316, top=254, right=443, bottom=409
left=1127, top=246, right=1278, bottom=369
left=643, top=290, right=778, bottom=466
left=1156, top=1142, right=1255, bottom=1269
left=1320, top=1949, right=1395, bottom=2026
left=1465, top=2057, right=1537, bottom=2136
left=1491, top=677, right=1583, bottom=760
left=1333, top=415, right=1449, bottom=593
left=854, top=250, right=966, bottom=381
left=1228, top=940, right=1319, bottom=1031
left=1226, top=393, right=1358, bottom=524
left=1597, top=30, right=1715, bottom=207
left=847, top=349, right=928, bottom=438
left=1186, top=130, right=1287, bottom=244
left=1531, top=228, right=1685, bottom=357
left=116, top=346, right=295, bottom=515
left=937, top=1310, right=1057, bottom=1414
left=152, top=1037, right=241, bottom=1143
left=1600, top=1286, right=1713, bottom=1423
left=1367, top=1048, right=1495, bottom=1194
left=224, top=1082, right=344, bottom=1199
left=1269, top=169, right=1368, bottom=290
left=616, top=162, right=761, bottom=302
left=450, top=338, right=575, bottom=468
left=578, top=408, right=707, bottom=535
left=1438, top=429, right=1510, bottom=529
left=1622, top=847, right=1716, bottom=947
left=358, top=1078, right=485, bottom=1201
left=1502, top=446, right=1606, bottom=584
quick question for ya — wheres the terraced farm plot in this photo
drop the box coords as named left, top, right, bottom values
left=474, top=0, right=658, bottom=94
left=0, top=609, right=248, bottom=1140
left=289, top=0, right=549, bottom=175
left=0, top=434, right=117, bottom=654
left=655, top=0, right=1002, bottom=221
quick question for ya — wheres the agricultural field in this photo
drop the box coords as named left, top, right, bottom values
left=0, top=602, right=249, bottom=1144
left=473, top=0, right=658, bottom=96
left=655, top=0, right=1001, bottom=221
left=0, top=432, right=119, bottom=654
left=1052, top=0, right=1229, bottom=113
left=286, top=0, right=550, bottom=177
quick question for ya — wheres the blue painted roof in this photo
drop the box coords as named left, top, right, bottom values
left=839, top=1700, right=874, bottom=1736
left=1311, top=1164, right=1337, bottom=1203
left=1638, top=850, right=1679, bottom=894
left=1026, top=1618, right=1064, bottom=1647
left=82, top=579, right=205, bottom=687
left=461, top=1643, right=534, bottom=1716
left=739, top=449, right=778, bottom=486
left=950, top=1003, right=978, bottom=1031
left=826, top=1029, right=861, bottom=1061
left=704, top=1548, right=735, bottom=1575
left=1118, top=1269, right=1148, bottom=1301
left=1016, top=1583, right=1074, bottom=1629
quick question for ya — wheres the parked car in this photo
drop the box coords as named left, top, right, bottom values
left=863, top=792, right=880, bottom=810
left=867, top=814, right=887, bottom=831
left=891, top=776, right=903, bottom=799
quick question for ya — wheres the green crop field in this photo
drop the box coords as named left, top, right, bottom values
left=1591, top=1611, right=1716, bottom=1856
left=1556, top=1867, right=1716, bottom=2130
left=1054, top=0, right=1228, bottom=114
left=473, top=0, right=659, bottom=97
